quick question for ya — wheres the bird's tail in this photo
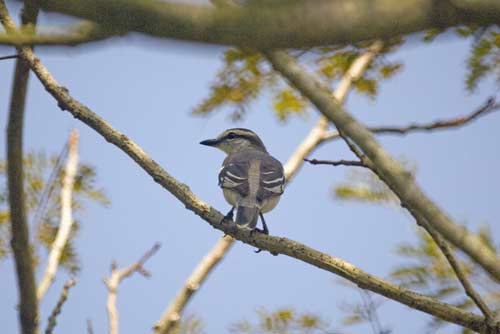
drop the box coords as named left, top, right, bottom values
left=235, top=205, right=259, bottom=229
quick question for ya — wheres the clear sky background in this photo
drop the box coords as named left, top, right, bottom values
left=1, top=3, right=499, bottom=334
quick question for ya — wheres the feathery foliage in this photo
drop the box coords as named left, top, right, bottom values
left=0, top=151, right=109, bottom=274
left=229, top=308, right=335, bottom=334
left=391, top=227, right=499, bottom=333
left=194, top=41, right=402, bottom=122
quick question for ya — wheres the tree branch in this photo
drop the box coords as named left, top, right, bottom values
left=37, top=130, right=79, bottom=300
left=312, top=88, right=498, bottom=327
left=333, top=125, right=498, bottom=328
left=10, top=43, right=495, bottom=333
left=44, top=278, right=76, bottom=334
left=1, top=1, right=40, bottom=333
left=154, top=236, right=234, bottom=334
left=284, top=40, right=383, bottom=182
left=263, top=49, right=500, bottom=283
left=153, top=40, right=383, bottom=333
left=415, top=215, right=496, bottom=323
left=304, top=158, right=366, bottom=168
left=35, top=0, right=500, bottom=48
left=104, top=243, right=161, bottom=334
left=0, top=21, right=120, bottom=46
left=0, top=54, right=19, bottom=60
left=321, top=98, right=500, bottom=142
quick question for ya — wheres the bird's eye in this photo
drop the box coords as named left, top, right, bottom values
left=227, top=133, right=236, bottom=140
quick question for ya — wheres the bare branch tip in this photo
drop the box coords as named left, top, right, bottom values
left=0, top=53, right=18, bottom=60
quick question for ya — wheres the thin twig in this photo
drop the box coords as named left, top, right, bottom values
left=1, top=1, right=40, bottom=333
left=104, top=243, right=161, bottom=334
left=357, top=290, right=388, bottom=334
left=303, top=158, right=366, bottom=167
left=37, top=130, right=79, bottom=300
left=0, top=54, right=18, bottom=60
left=321, top=98, right=499, bottom=142
left=45, top=278, right=76, bottom=334
left=336, top=129, right=374, bottom=170
left=31, top=140, right=69, bottom=228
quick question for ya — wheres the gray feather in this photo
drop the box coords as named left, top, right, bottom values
left=235, top=205, right=259, bottom=229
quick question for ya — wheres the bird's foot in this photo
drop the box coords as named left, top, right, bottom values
left=252, top=227, right=269, bottom=235
left=251, top=227, right=269, bottom=253
left=220, top=207, right=235, bottom=225
left=259, top=213, right=269, bottom=235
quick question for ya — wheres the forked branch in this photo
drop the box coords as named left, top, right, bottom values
left=104, top=243, right=161, bottom=334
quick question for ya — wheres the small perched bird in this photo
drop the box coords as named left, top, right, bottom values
left=200, top=128, right=285, bottom=235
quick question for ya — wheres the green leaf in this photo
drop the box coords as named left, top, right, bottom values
left=342, top=314, right=362, bottom=325
left=353, top=77, right=378, bottom=99
left=273, top=88, right=307, bottom=121
left=193, top=48, right=267, bottom=120
left=379, top=63, right=403, bottom=79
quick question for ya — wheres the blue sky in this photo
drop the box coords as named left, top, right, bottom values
left=1, top=3, right=499, bottom=334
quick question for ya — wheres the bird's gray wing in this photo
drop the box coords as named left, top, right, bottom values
left=258, top=156, right=285, bottom=201
left=218, top=161, right=249, bottom=197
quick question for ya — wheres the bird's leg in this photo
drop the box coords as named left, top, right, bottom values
left=259, top=213, right=269, bottom=235
left=253, top=212, right=269, bottom=253
left=220, top=207, right=235, bottom=237
left=252, top=213, right=269, bottom=235
left=221, top=206, right=235, bottom=224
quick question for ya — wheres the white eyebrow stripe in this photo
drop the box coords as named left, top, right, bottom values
left=263, top=177, right=284, bottom=184
left=226, top=171, right=247, bottom=180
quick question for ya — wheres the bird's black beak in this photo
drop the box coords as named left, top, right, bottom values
left=199, top=138, right=218, bottom=146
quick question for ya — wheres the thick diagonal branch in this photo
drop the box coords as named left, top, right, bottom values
left=1, top=1, right=40, bottom=333
left=104, top=243, right=160, bottom=334
left=264, top=50, right=500, bottom=283
left=10, top=43, right=496, bottom=333
left=37, top=0, right=500, bottom=49
left=37, top=130, right=79, bottom=300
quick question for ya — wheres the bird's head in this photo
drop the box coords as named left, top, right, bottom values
left=200, top=128, right=267, bottom=154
